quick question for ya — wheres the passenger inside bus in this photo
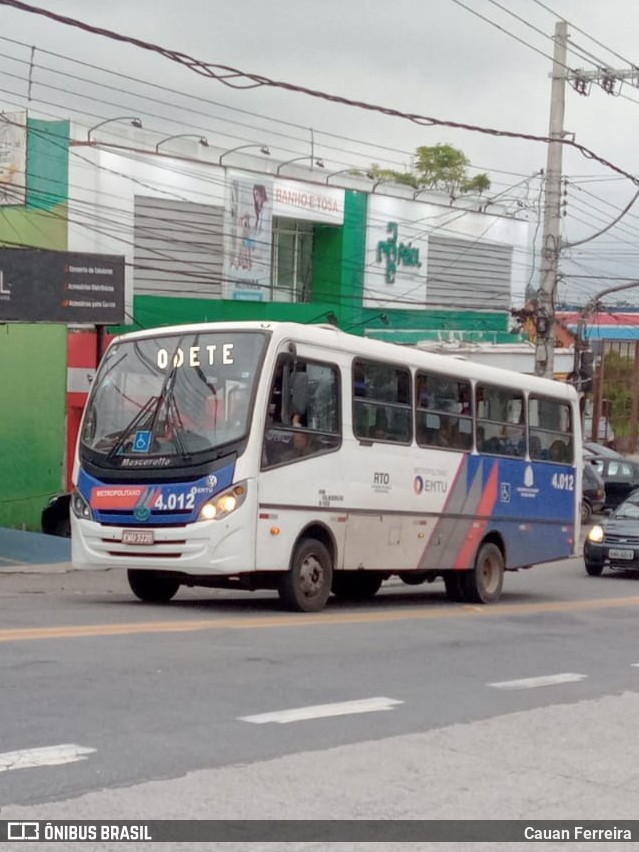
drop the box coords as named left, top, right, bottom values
left=529, top=435, right=543, bottom=460
left=549, top=438, right=569, bottom=462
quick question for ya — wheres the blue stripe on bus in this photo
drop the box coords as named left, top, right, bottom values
left=77, top=464, right=236, bottom=526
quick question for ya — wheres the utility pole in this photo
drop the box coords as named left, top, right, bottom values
left=533, top=22, right=639, bottom=379
left=535, top=20, right=568, bottom=379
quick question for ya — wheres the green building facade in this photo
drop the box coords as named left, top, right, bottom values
left=0, top=119, right=69, bottom=530
left=1, top=126, right=524, bottom=530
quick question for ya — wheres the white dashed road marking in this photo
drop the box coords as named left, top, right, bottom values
left=239, top=696, right=404, bottom=724
left=0, top=744, right=96, bottom=773
left=488, top=673, right=588, bottom=690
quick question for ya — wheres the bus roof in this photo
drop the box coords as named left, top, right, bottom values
left=111, top=320, right=578, bottom=402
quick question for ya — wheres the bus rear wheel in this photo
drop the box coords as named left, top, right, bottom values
left=127, top=570, right=180, bottom=603
left=461, top=542, right=504, bottom=604
left=278, top=538, right=333, bottom=613
left=332, top=572, right=383, bottom=601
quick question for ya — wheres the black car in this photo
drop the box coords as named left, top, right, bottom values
left=587, top=457, right=639, bottom=512
left=584, top=491, right=639, bottom=576
left=581, top=461, right=605, bottom=523
left=41, top=492, right=71, bottom=537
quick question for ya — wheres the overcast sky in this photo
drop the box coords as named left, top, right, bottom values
left=2, top=0, right=639, bottom=306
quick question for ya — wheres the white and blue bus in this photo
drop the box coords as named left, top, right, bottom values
left=71, top=321, right=581, bottom=611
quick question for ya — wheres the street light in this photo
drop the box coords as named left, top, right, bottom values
left=276, top=156, right=325, bottom=175
left=372, top=177, right=408, bottom=192
left=324, top=168, right=374, bottom=184
left=87, top=116, right=142, bottom=142
left=155, top=134, right=209, bottom=152
left=218, top=144, right=270, bottom=165
left=346, top=313, right=389, bottom=332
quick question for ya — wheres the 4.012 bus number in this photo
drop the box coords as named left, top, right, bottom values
left=551, top=472, right=574, bottom=491
left=153, top=492, right=196, bottom=511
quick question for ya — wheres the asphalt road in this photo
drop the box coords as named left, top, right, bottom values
left=2, top=537, right=639, bottom=852
left=0, top=540, right=639, bottom=820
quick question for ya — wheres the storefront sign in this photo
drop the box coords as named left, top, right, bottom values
left=0, top=111, right=27, bottom=206
left=223, top=172, right=274, bottom=301
left=364, top=195, right=428, bottom=309
left=0, top=249, right=125, bottom=323
left=376, top=222, right=422, bottom=284
left=273, top=179, right=344, bottom=224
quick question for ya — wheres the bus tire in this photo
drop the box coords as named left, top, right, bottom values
left=332, top=572, right=383, bottom=601
left=278, top=539, right=333, bottom=613
left=461, top=542, right=504, bottom=604
left=127, top=570, right=180, bottom=603
left=443, top=571, right=465, bottom=602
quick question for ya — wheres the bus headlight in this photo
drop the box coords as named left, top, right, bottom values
left=587, top=525, right=604, bottom=543
left=199, top=482, right=247, bottom=521
left=71, top=489, right=93, bottom=521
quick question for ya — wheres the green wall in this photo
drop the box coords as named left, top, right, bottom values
left=0, top=119, right=69, bottom=530
left=0, top=324, right=67, bottom=529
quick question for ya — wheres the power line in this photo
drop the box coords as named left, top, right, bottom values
left=527, top=0, right=637, bottom=68
left=0, top=0, right=637, bottom=187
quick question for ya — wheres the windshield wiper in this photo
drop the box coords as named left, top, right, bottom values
left=164, top=392, right=192, bottom=463
left=106, top=394, right=160, bottom=460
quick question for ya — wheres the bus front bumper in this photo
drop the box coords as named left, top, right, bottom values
left=71, top=514, right=255, bottom=577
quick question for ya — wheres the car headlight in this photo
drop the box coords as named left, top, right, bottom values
left=587, top=525, right=604, bottom=543
left=198, top=482, right=247, bottom=521
left=71, top=489, right=93, bottom=521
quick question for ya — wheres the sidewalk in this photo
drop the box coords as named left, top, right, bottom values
left=0, top=527, right=72, bottom=573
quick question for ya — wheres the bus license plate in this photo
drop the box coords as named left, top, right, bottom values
left=122, top=529, right=154, bottom=546
left=609, top=548, right=634, bottom=560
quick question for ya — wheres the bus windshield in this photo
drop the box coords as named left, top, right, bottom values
left=80, top=330, right=268, bottom=469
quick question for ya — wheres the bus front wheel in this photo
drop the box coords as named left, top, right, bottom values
left=279, top=539, right=333, bottom=613
left=127, top=570, right=180, bottom=603
left=462, top=542, right=504, bottom=604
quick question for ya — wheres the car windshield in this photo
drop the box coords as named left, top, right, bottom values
left=584, top=442, right=619, bottom=458
left=80, top=330, right=268, bottom=468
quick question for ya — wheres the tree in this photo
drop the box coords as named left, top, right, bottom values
left=603, top=350, right=633, bottom=443
left=367, top=144, right=491, bottom=196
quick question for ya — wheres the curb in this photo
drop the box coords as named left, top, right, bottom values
left=0, top=562, right=76, bottom=575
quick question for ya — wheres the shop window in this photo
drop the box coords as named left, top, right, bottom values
left=271, top=217, right=314, bottom=303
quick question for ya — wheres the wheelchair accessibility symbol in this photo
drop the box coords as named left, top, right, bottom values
left=500, top=482, right=511, bottom=503
left=133, top=430, right=152, bottom=453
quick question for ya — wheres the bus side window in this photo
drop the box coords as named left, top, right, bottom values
left=416, top=371, right=472, bottom=451
left=352, top=358, right=411, bottom=444
left=529, top=396, right=574, bottom=465
left=263, top=356, right=340, bottom=469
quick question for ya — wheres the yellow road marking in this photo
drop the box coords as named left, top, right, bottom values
left=2, top=595, right=639, bottom=643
